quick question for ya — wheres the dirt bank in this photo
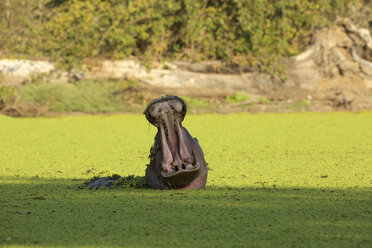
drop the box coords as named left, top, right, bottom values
left=1, top=21, right=372, bottom=116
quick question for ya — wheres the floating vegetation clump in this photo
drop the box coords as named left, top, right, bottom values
left=80, top=174, right=148, bottom=190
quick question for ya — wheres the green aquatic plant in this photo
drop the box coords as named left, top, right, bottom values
left=226, top=92, right=251, bottom=103
left=0, top=113, right=371, bottom=247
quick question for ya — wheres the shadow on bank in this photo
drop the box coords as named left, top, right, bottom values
left=0, top=177, right=371, bottom=247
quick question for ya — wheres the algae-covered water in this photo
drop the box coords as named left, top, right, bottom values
left=0, top=113, right=371, bottom=247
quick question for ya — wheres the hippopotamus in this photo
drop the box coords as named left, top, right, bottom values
left=144, top=96, right=208, bottom=189
left=84, top=96, right=207, bottom=190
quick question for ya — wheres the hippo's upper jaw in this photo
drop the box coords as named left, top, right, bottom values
left=144, top=96, right=202, bottom=187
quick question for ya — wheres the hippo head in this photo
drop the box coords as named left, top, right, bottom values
left=144, top=96, right=202, bottom=187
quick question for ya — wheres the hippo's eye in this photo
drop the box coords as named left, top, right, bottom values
left=148, top=105, right=161, bottom=120
left=170, top=100, right=184, bottom=113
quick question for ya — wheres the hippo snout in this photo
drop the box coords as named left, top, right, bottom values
left=144, top=96, right=208, bottom=190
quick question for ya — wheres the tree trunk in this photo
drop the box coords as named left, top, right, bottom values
left=6, top=0, right=11, bottom=29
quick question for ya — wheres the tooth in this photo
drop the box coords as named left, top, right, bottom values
left=191, top=150, right=196, bottom=166
left=176, top=121, right=191, bottom=162
left=160, top=123, right=173, bottom=171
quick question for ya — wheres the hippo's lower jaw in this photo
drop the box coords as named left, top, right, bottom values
left=161, top=162, right=200, bottom=178
left=161, top=163, right=200, bottom=187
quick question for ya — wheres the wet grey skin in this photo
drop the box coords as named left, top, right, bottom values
left=144, top=96, right=208, bottom=190
left=85, top=96, right=207, bottom=190
left=85, top=177, right=120, bottom=189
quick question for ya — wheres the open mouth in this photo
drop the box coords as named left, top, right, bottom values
left=144, top=96, right=200, bottom=184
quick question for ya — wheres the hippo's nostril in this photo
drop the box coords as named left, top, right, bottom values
left=175, top=165, right=179, bottom=172
left=182, top=164, right=186, bottom=170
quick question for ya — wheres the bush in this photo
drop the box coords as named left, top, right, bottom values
left=0, top=0, right=365, bottom=72
left=19, top=80, right=128, bottom=113
left=226, top=92, right=251, bottom=103
left=0, top=83, right=16, bottom=107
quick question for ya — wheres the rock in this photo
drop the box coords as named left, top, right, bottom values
left=86, top=60, right=272, bottom=96
left=315, top=77, right=372, bottom=111
left=0, top=59, right=55, bottom=85
left=339, top=60, right=361, bottom=76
